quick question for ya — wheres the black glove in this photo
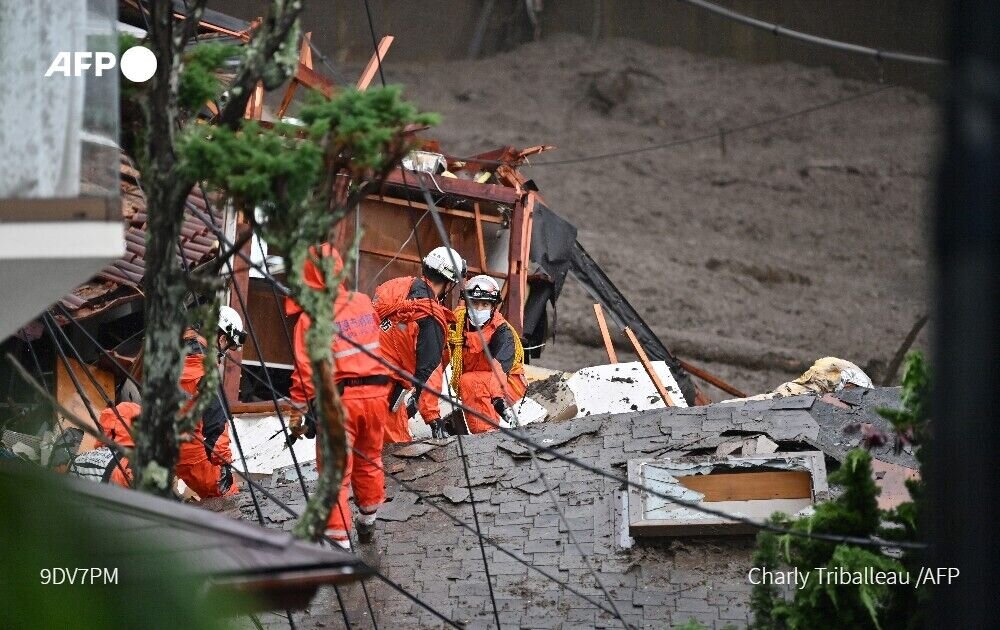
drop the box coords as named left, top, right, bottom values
left=430, top=419, right=449, bottom=439
left=406, top=396, right=419, bottom=420
left=218, top=464, right=234, bottom=494
left=492, top=398, right=519, bottom=428
left=304, top=413, right=317, bottom=439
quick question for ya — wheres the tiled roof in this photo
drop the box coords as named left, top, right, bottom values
left=3, top=460, right=366, bottom=612
left=56, top=158, right=221, bottom=320
left=243, top=387, right=910, bottom=628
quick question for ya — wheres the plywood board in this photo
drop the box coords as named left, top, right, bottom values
left=678, top=470, right=813, bottom=502
left=56, top=357, right=114, bottom=454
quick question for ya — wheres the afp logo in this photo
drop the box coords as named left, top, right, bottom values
left=45, top=46, right=157, bottom=83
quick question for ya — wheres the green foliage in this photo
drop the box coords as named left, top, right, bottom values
left=178, top=121, right=322, bottom=211
left=178, top=44, right=240, bottom=112
left=749, top=352, right=930, bottom=629
left=178, top=83, right=437, bottom=540
left=298, top=86, right=440, bottom=170
left=1, top=464, right=242, bottom=627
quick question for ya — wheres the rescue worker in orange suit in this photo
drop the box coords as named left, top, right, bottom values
left=67, top=401, right=141, bottom=487
left=286, top=244, right=392, bottom=546
left=373, top=246, right=466, bottom=442
left=175, top=306, right=245, bottom=499
left=448, top=275, right=527, bottom=433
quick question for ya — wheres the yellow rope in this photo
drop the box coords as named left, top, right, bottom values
left=449, top=306, right=524, bottom=396
left=448, top=307, right=467, bottom=394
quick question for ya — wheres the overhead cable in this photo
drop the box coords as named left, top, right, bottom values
left=184, top=205, right=925, bottom=552
left=46, top=316, right=458, bottom=629
left=672, top=0, right=944, bottom=66
left=228, top=357, right=624, bottom=618
left=419, top=178, right=630, bottom=628
left=531, top=84, right=894, bottom=166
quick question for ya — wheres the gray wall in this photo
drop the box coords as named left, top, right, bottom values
left=209, top=0, right=945, bottom=91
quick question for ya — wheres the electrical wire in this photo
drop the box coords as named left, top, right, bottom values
left=415, top=175, right=629, bottom=628
left=357, top=4, right=500, bottom=622
left=228, top=352, right=622, bottom=617
left=184, top=202, right=926, bottom=551
left=50, top=304, right=455, bottom=629
left=41, top=314, right=133, bottom=485
left=361, top=0, right=387, bottom=87
left=672, top=0, right=944, bottom=66
left=530, top=84, right=894, bottom=167
left=194, top=192, right=380, bottom=629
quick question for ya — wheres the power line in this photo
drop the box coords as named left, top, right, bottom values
left=45, top=307, right=457, bottom=628
left=183, top=205, right=926, bottom=552
left=530, top=84, right=894, bottom=167
left=418, top=178, right=629, bottom=628
left=672, top=0, right=944, bottom=66
left=196, top=190, right=381, bottom=629
left=356, top=4, right=503, bottom=623
left=227, top=353, right=622, bottom=617
left=361, top=0, right=387, bottom=87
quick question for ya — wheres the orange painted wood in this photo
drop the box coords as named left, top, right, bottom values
left=624, top=326, right=674, bottom=407
left=56, top=358, right=115, bottom=454
left=593, top=303, right=618, bottom=364
left=356, top=35, right=394, bottom=91
left=678, top=471, right=813, bottom=502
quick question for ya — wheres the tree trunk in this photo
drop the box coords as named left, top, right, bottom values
left=135, top=0, right=189, bottom=495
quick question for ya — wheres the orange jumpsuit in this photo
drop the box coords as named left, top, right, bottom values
left=176, top=330, right=239, bottom=498
left=100, top=402, right=139, bottom=487
left=451, top=306, right=527, bottom=434
left=68, top=402, right=140, bottom=487
left=287, top=244, right=392, bottom=540
left=373, top=276, right=454, bottom=443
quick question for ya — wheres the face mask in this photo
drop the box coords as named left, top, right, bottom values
left=469, top=307, right=492, bottom=327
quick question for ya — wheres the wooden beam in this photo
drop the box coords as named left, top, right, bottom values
left=383, top=169, right=521, bottom=205
left=360, top=245, right=506, bottom=280
left=370, top=195, right=504, bottom=224
left=678, top=471, right=813, bottom=502
left=224, top=221, right=253, bottom=405
left=244, top=81, right=265, bottom=120
left=356, top=35, right=394, bottom=91
left=593, top=303, right=618, bottom=363
left=276, top=33, right=314, bottom=118
left=624, top=327, right=674, bottom=407
left=472, top=202, right=489, bottom=273
left=229, top=400, right=301, bottom=416
left=677, top=358, right=747, bottom=399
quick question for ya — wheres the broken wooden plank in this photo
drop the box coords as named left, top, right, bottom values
left=677, top=358, right=746, bottom=398
left=677, top=471, right=813, bottom=502
left=356, top=35, right=394, bottom=91
left=624, top=327, right=674, bottom=407
left=472, top=202, right=489, bottom=273
left=593, top=303, right=618, bottom=364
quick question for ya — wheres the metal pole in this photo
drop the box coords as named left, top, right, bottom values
left=930, top=0, right=1000, bottom=626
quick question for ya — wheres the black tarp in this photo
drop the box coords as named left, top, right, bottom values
left=526, top=205, right=697, bottom=405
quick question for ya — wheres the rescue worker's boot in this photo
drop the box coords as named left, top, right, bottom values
left=356, top=512, right=377, bottom=543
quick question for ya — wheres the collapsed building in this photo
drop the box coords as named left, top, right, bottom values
left=0, top=4, right=917, bottom=626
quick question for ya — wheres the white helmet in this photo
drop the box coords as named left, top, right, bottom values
left=465, top=275, right=501, bottom=303
left=218, top=305, right=246, bottom=348
left=423, top=246, right=466, bottom=284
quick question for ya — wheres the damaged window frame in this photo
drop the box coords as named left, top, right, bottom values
left=626, top=451, right=829, bottom=538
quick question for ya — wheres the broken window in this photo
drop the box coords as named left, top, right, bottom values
left=626, top=452, right=828, bottom=537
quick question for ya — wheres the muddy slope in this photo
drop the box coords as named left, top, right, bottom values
left=377, top=34, right=936, bottom=397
